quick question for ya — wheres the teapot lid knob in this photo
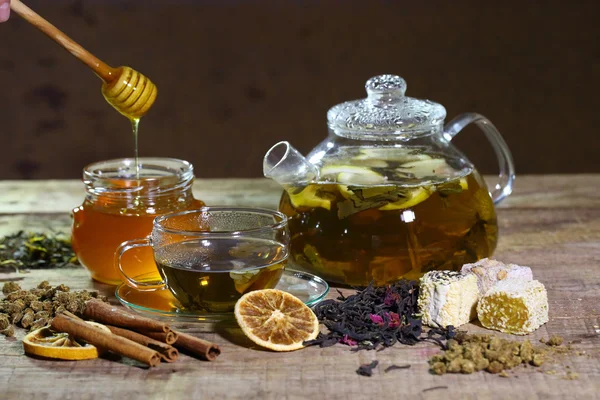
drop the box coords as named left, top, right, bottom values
left=327, top=74, right=446, bottom=139
left=365, top=75, right=406, bottom=103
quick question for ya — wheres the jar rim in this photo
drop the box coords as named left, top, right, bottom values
left=82, top=157, right=195, bottom=197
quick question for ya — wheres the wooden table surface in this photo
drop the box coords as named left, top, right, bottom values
left=0, top=176, right=599, bottom=400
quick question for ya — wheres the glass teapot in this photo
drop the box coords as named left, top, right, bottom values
left=263, top=74, right=514, bottom=286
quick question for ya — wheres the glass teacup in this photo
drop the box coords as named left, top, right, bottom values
left=115, top=207, right=289, bottom=313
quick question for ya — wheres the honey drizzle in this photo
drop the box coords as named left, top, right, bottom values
left=130, top=118, right=140, bottom=178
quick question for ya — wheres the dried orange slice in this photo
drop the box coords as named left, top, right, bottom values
left=234, top=289, right=319, bottom=351
left=23, top=322, right=110, bottom=360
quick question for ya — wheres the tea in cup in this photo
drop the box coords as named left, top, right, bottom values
left=115, top=207, right=289, bottom=313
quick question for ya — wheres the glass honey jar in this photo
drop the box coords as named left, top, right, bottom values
left=71, top=157, right=205, bottom=285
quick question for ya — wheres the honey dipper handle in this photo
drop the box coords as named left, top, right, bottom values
left=10, top=0, right=116, bottom=82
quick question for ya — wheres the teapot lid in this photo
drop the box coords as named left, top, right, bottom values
left=327, top=74, right=446, bottom=139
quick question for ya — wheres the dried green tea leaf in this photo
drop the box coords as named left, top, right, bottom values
left=0, top=231, right=78, bottom=271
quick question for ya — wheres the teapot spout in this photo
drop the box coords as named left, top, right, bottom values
left=263, top=141, right=319, bottom=188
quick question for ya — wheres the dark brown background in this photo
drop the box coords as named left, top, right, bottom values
left=0, top=0, right=598, bottom=179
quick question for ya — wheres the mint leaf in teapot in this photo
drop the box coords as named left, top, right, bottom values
left=438, top=181, right=465, bottom=197
left=337, top=186, right=411, bottom=219
left=346, top=186, right=410, bottom=201
left=337, top=198, right=389, bottom=219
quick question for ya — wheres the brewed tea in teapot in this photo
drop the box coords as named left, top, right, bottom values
left=264, top=75, right=514, bottom=286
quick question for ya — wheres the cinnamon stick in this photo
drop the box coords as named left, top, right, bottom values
left=171, top=330, right=221, bottom=361
left=61, top=310, right=83, bottom=321
left=141, top=330, right=178, bottom=345
left=51, top=313, right=161, bottom=367
left=83, top=299, right=170, bottom=333
left=106, top=325, right=178, bottom=363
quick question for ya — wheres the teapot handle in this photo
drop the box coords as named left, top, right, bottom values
left=444, top=113, right=515, bottom=204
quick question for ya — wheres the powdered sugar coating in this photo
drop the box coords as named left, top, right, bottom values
left=461, top=258, right=533, bottom=296
left=418, top=271, right=479, bottom=328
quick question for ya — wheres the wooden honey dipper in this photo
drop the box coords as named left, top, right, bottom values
left=10, top=0, right=157, bottom=119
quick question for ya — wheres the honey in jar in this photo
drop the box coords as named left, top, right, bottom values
left=71, top=158, right=204, bottom=285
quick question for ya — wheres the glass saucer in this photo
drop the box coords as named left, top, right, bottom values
left=115, top=269, right=329, bottom=322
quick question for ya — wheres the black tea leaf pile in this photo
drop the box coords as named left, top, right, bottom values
left=304, top=281, right=425, bottom=350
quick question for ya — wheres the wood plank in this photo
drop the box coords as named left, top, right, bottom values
left=0, top=178, right=282, bottom=214
left=0, top=176, right=599, bottom=399
left=1, top=175, right=599, bottom=215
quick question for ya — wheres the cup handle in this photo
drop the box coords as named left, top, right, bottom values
left=444, top=112, right=516, bottom=204
left=114, top=237, right=165, bottom=291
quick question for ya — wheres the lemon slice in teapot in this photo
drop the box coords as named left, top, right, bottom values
left=321, top=165, right=386, bottom=185
left=320, top=165, right=387, bottom=200
left=379, top=186, right=434, bottom=210
left=289, top=185, right=332, bottom=210
left=395, top=158, right=454, bottom=179
left=354, top=148, right=433, bottom=163
left=379, top=177, right=468, bottom=211
left=348, top=159, right=389, bottom=168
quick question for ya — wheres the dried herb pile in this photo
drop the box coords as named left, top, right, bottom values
left=429, top=332, right=548, bottom=375
left=0, top=281, right=107, bottom=337
left=429, top=332, right=578, bottom=378
left=0, top=231, right=78, bottom=271
left=304, top=281, right=451, bottom=350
